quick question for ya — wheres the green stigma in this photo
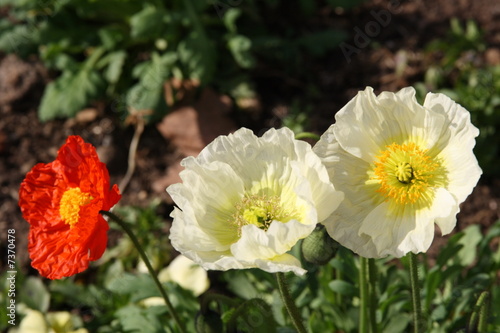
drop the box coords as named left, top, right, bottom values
left=395, top=162, right=414, bottom=184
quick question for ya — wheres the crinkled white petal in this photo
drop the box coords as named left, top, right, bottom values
left=168, top=160, right=245, bottom=250
left=231, top=220, right=315, bottom=261
left=168, top=127, right=343, bottom=274
left=315, top=134, right=381, bottom=257
left=253, top=254, right=306, bottom=276
left=424, top=92, right=480, bottom=151
left=437, top=130, right=482, bottom=205
left=358, top=188, right=456, bottom=257
left=333, top=87, right=447, bottom=163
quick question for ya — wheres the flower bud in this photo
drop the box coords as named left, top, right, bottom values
left=301, top=225, right=338, bottom=265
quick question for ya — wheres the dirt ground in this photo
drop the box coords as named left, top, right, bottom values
left=1, top=0, right=500, bottom=272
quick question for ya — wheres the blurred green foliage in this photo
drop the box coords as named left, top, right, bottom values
left=2, top=219, right=498, bottom=332
left=414, top=18, right=500, bottom=178
left=0, top=0, right=348, bottom=123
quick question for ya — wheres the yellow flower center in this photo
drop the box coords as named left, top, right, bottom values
left=371, top=142, right=447, bottom=208
left=59, top=187, right=92, bottom=228
left=231, top=194, right=300, bottom=234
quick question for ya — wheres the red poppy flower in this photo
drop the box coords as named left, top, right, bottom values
left=19, top=136, right=121, bottom=279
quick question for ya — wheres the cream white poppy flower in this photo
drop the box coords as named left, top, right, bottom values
left=168, top=127, right=343, bottom=275
left=314, top=87, right=481, bottom=258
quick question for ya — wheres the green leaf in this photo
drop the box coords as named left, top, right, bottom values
left=456, top=225, right=482, bottom=266
left=0, top=24, right=39, bottom=54
left=107, top=273, right=160, bottom=303
left=328, top=280, right=357, bottom=296
left=223, top=8, right=242, bottom=33
left=178, top=31, right=216, bottom=83
left=384, top=313, right=410, bottom=333
left=115, top=304, right=167, bottom=333
left=20, top=277, right=50, bottom=313
left=228, top=34, right=256, bottom=69
left=98, top=26, right=126, bottom=50
left=38, top=67, right=104, bottom=121
left=130, top=5, right=167, bottom=39
left=436, top=233, right=464, bottom=267
left=97, top=50, right=127, bottom=84
left=128, top=52, right=176, bottom=117
left=126, top=82, right=167, bottom=115
left=225, top=271, right=260, bottom=300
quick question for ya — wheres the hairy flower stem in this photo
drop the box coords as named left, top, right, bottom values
left=469, top=291, right=490, bottom=333
left=101, top=210, right=186, bottom=333
left=368, top=258, right=378, bottom=333
left=409, top=253, right=423, bottom=333
left=359, top=257, right=369, bottom=333
left=276, top=272, right=308, bottom=333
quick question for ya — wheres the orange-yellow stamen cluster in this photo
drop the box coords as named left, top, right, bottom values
left=372, top=142, right=445, bottom=207
left=59, top=187, right=92, bottom=228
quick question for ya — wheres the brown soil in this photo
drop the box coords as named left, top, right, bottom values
left=1, top=0, right=500, bottom=273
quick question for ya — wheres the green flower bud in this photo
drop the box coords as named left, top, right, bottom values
left=195, top=310, right=223, bottom=333
left=301, top=225, right=338, bottom=265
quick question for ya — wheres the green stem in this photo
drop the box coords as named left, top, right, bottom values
left=477, top=291, right=490, bottom=333
left=469, top=291, right=489, bottom=333
left=408, top=253, right=423, bottom=333
left=368, top=258, right=378, bottom=333
left=359, top=257, right=369, bottom=333
left=335, top=266, right=343, bottom=306
left=276, top=272, right=307, bottom=333
left=294, top=132, right=320, bottom=141
left=101, top=210, right=186, bottom=333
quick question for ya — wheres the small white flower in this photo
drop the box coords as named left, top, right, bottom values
left=158, top=255, right=209, bottom=296
left=314, top=87, right=481, bottom=258
left=168, top=127, right=343, bottom=275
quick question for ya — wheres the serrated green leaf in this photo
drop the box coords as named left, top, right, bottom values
left=100, top=50, right=127, bottom=83
left=38, top=67, right=104, bottom=121
left=115, top=304, right=166, bottom=333
left=178, top=31, right=216, bottom=83
left=126, top=82, right=167, bottom=115
left=0, top=24, right=39, bottom=54
left=130, top=5, right=166, bottom=39
left=107, top=273, right=160, bottom=302
left=228, top=34, right=255, bottom=69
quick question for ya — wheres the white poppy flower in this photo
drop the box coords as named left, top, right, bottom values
left=168, top=127, right=343, bottom=275
left=314, top=87, right=481, bottom=258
